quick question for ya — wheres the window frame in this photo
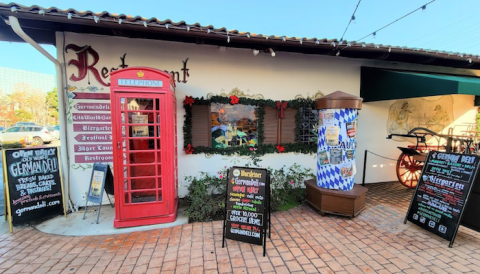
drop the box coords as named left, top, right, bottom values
left=183, top=95, right=318, bottom=155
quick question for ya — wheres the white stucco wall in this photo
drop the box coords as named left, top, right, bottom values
left=56, top=32, right=478, bottom=206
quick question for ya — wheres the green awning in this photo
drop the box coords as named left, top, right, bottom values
left=360, top=67, right=480, bottom=102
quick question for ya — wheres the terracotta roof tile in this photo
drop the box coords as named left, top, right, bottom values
left=0, top=2, right=479, bottom=66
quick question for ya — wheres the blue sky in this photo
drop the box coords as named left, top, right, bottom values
left=1, top=0, right=480, bottom=75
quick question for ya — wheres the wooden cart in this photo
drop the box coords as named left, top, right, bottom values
left=387, top=127, right=479, bottom=189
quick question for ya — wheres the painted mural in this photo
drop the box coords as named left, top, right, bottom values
left=387, top=96, right=454, bottom=140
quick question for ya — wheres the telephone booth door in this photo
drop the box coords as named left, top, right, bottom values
left=110, top=67, right=178, bottom=228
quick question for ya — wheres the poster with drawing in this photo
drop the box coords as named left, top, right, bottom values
left=132, top=115, right=148, bottom=137
left=318, top=150, right=329, bottom=166
left=387, top=96, right=453, bottom=142
left=326, top=126, right=340, bottom=146
left=329, top=148, right=343, bottom=164
left=322, top=110, right=335, bottom=126
left=346, top=120, right=356, bottom=139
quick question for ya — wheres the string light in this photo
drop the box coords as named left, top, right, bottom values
left=357, top=0, right=436, bottom=42
left=339, top=0, right=362, bottom=42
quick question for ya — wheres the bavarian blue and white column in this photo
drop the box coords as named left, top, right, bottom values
left=316, top=91, right=363, bottom=191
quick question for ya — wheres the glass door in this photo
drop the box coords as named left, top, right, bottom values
left=114, top=93, right=168, bottom=219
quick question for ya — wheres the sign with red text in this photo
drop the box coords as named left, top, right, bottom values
left=225, top=167, right=269, bottom=246
left=73, top=124, right=112, bottom=132
left=72, top=113, right=111, bottom=122
left=74, top=103, right=110, bottom=111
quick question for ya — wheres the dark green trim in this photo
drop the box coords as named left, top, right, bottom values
left=360, top=67, right=480, bottom=102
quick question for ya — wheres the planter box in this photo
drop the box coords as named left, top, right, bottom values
left=305, top=179, right=367, bottom=217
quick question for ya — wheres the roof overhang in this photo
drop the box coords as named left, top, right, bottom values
left=360, top=67, right=480, bottom=102
left=1, top=2, right=480, bottom=70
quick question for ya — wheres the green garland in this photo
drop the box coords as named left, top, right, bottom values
left=183, top=95, right=317, bottom=156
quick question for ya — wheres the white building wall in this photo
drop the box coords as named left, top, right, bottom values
left=56, top=32, right=478, bottom=206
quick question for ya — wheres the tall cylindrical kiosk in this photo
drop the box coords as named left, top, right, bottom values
left=316, top=91, right=362, bottom=191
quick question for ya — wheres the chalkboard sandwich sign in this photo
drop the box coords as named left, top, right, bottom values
left=222, top=166, right=271, bottom=256
left=2, top=147, right=66, bottom=233
left=404, top=151, right=480, bottom=247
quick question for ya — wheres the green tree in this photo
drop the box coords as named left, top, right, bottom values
left=45, top=88, right=59, bottom=125
left=13, top=109, right=34, bottom=124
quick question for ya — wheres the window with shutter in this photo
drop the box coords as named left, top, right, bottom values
left=183, top=95, right=317, bottom=155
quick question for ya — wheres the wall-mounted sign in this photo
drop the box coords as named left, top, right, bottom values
left=118, top=79, right=163, bottom=87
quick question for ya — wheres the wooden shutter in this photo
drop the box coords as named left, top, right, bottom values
left=191, top=105, right=210, bottom=147
left=263, top=106, right=278, bottom=144
left=280, top=108, right=297, bottom=143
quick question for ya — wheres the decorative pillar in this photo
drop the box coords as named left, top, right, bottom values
left=316, top=91, right=363, bottom=191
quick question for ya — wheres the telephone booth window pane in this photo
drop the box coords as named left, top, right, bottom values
left=121, top=113, right=125, bottom=124
left=122, top=126, right=126, bottom=137
left=127, top=98, right=154, bottom=110
left=131, top=191, right=157, bottom=203
left=124, top=193, right=130, bottom=204
left=124, top=179, right=128, bottom=191
left=129, top=139, right=154, bottom=151
left=120, top=98, right=125, bottom=110
left=155, top=99, right=160, bottom=111
left=130, top=165, right=155, bottom=179
left=131, top=178, right=156, bottom=190
left=157, top=165, right=162, bottom=176
left=129, top=152, right=155, bottom=163
left=210, top=103, right=257, bottom=148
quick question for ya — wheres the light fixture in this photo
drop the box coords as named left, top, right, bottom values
left=39, top=10, right=45, bottom=15
left=253, top=49, right=260, bottom=56
left=143, top=21, right=147, bottom=27
left=227, top=35, right=230, bottom=43
left=93, top=16, right=99, bottom=23
left=269, top=48, right=275, bottom=57
left=118, top=18, right=123, bottom=24
left=67, top=12, right=73, bottom=19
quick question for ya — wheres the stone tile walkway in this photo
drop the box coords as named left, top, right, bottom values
left=1, top=182, right=480, bottom=274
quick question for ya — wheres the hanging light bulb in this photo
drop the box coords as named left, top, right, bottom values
left=253, top=49, right=260, bottom=56
left=227, top=35, right=230, bottom=43
left=422, top=5, right=426, bottom=13
left=351, top=15, right=356, bottom=24
left=373, top=32, right=376, bottom=38
left=269, top=48, right=275, bottom=57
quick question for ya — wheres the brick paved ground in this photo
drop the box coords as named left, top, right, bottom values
left=1, top=182, right=480, bottom=274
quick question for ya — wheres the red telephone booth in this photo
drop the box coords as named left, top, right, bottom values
left=110, top=67, right=178, bottom=228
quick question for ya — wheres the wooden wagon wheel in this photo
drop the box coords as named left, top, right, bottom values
left=396, top=152, right=423, bottom=189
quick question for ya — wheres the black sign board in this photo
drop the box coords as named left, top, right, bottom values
left=83, top=162, right=114, bottom=224
left=222, top=166, right=270, bottom=256
left=3, top=147, right=65, bottom=230
left=405, top=151, right=480, bottom=247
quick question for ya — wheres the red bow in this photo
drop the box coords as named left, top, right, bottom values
left=276, top=145, right=285, bottom=153
left=184, top=144, right=194, bottom=154
left=230, top=95, right=240, bottom=105
left=276, top=101, right=288, bottom=119
left=183, top=96, right=194, bottom=107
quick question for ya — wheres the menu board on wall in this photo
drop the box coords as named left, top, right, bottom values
left=3, top=147, right=65, bottom=230
left=405, top=151, right=480, bottom=247
left=223, top=166, right=270, bottom=254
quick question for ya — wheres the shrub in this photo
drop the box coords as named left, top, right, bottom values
left=269, top=163, right=314, bottom=212
left=183, top=163, right=315, bottom=222
left=1, top=141, right=25, bottom=149
left=183, top=168, right=227, bottom=223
